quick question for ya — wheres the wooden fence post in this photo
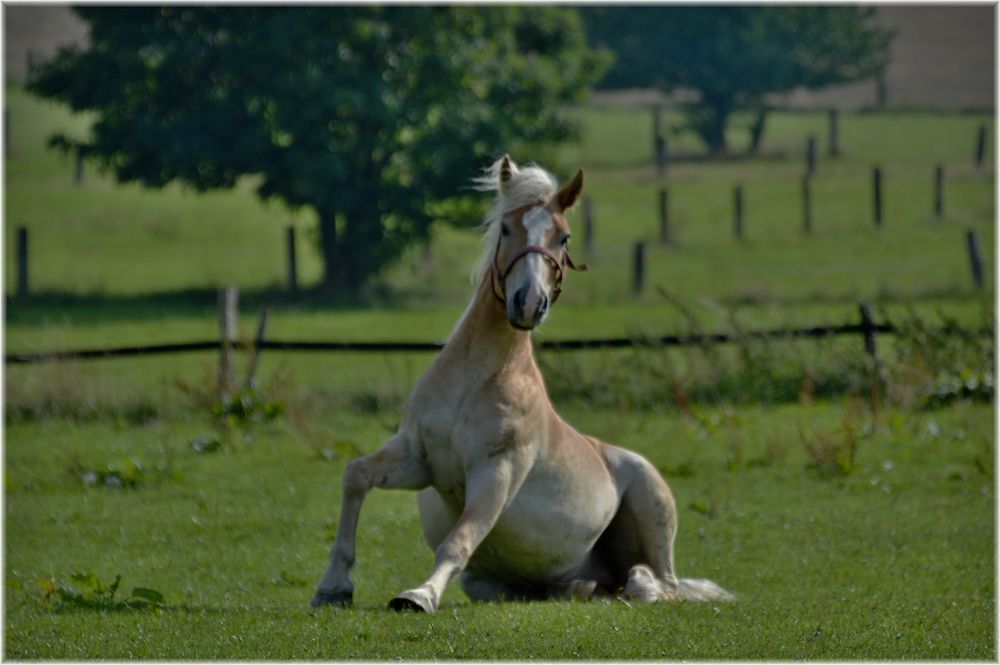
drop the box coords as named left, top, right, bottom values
left=655, top=136, right=668, bottom=177
left=934, top=165, right=944, bottom=219
left=632, top=241, right=646, bottom=296
left=16, top=227, right=28, bottom=296
left=658, top=188, right=671, bottom=245
left=733, top=185, right=744, bottom=240
left=286, top=226, right=298, bottom=293
left=244, top=306, right=271, bottom=391
left=805, top=135, right=817, bottom=177
left=966, top=229, right=984, bottom=289
left=583, top=196, right=594, bottom=254
left=858, top=301, right=878, bottom=362
left=218, top=286, right=238, bottom=399
left=4, top=110, right=10, bottom=158
left=828, top=109, right=840, bottom=157
left=651, top=106, right=669, bottom=176
left=802, top=176, right=813, bottom=235
left=859, top=301, right=881, bottom=414
left=872, top=166, right=883, bottom=228
left=975, top=124, right=987, bottom=171
left=652, top=105, right=662, bottom=162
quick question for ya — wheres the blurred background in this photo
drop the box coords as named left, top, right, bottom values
left=3, top=7, right=995, bottom=658
left=4, top=5, right=994, bottom=411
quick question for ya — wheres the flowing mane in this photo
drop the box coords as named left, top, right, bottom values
left=470, top=156, right=558, bottom=285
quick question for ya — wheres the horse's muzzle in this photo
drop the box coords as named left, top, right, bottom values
left=508, top=287, right=549, bottom=330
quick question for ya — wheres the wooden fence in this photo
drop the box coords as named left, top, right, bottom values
left=9, top=115, right=990, bottom=299
left=5, top=293, right=907, bottom=366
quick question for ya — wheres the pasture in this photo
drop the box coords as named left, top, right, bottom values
left=5, top=402, right=994, bottom=658
left=4, top=82, right=996, bottom=659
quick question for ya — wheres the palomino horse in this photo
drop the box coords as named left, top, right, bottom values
left=311, top=155, right=732, bottom=612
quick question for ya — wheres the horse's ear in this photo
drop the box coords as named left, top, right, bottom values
left=499, top=154, right=519, bottom=195
left=556, top=169, right=584, bottom=212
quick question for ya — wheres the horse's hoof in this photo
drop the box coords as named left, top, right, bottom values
left=311, top=588, right=353, bottom=608
left=388, top=590, right=434, bottom=613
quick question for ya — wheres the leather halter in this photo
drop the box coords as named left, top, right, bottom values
left=490, top=231, right=587, bottom=306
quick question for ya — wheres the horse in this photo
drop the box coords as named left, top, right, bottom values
left=311, top=155, right=732, bottom=612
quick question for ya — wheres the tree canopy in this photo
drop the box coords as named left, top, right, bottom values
left=582, top=7, right=893, bottom=154
left=30, top=7, right=607, bottom=292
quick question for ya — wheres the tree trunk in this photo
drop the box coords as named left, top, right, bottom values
left=748, top=107, right=769, bottom=155
left=688, top=98, right=731, bottom=156
left=318, top=211, right=340, bottom=292
left=703, top=111, right=728, bottom=155
left=316, top=210, right=364, bottom=295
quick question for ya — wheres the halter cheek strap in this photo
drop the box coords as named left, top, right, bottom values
left=491, top=236, right=587, bottom=306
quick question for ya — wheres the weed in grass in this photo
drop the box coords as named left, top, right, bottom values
left=689, top=480, right=728, bottom=518
left=799, top=407, right=868, bottom=478
left=885, top=305, right=994, bottom=409
left=176, top=359, right=286, bottom=448
left=66, top=446, right=178, bottom=489
left=189, top=436, right=222, bottom=454
left=39, top=572, right=164, bottom=610
left=759, top=436, right=789, bottom=467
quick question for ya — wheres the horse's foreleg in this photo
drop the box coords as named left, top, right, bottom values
left=389, top=460, right=514, bottom=613
left=311, top=432, right=429, bottom=608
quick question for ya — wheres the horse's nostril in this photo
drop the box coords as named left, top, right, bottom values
left=513, top=288, right=527, bottom=313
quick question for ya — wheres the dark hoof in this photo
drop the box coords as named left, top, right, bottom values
left=388, top=592, right=431, bottom=613
left=311, top=588, right=353, bottom=608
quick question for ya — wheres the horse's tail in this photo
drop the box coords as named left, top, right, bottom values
left=675, top=577, right=734, bottom=602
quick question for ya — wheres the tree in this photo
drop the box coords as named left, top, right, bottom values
left=581, top=7, right=893, bottom=155
left=29, top=7, right=607, bottom=293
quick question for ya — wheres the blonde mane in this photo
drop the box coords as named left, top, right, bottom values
left=469, top=156, right=558, bottom=285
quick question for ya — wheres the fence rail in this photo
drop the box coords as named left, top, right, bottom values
left=5, top=321, right=900, bottom=365
left=8, top=292, right=990, bottom=367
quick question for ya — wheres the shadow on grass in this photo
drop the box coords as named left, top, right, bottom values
left=5, top=283, right=429, bottom=327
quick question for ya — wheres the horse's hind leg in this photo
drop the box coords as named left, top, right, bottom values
left=311, top=432, right=429, bottom=608
left=601, top=451, right=681, bottom=602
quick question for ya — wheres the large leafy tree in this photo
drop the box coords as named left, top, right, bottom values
left=582, top=7, right=892, bottom=154
left=30, top=7, right=607, bottom=292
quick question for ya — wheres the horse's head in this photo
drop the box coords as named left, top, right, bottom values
left=491, top=155, right=586, bottom=330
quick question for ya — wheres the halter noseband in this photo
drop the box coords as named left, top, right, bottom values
left=491, top=228, right=587, bottom=306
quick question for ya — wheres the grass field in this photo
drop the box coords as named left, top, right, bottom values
left=5, top=402, right=994, bottom=659
left=3, top=83, right=996, bottom=659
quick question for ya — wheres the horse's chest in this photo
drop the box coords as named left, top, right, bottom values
left=414, top=403, right=517, bottom=504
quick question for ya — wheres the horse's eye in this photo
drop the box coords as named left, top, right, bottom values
left=501, top=224, right=510, bottom=237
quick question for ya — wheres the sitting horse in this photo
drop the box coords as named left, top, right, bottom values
left=311, top=155, right=732, bottom=612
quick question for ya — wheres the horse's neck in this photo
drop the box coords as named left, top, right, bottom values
left=444, top=275, right=534, bottom=377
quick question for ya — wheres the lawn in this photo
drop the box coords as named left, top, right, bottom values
left=4, top=401, right=994, bottom=659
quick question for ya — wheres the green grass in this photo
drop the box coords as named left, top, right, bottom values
left=5, top=402, right=994, bottom=659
